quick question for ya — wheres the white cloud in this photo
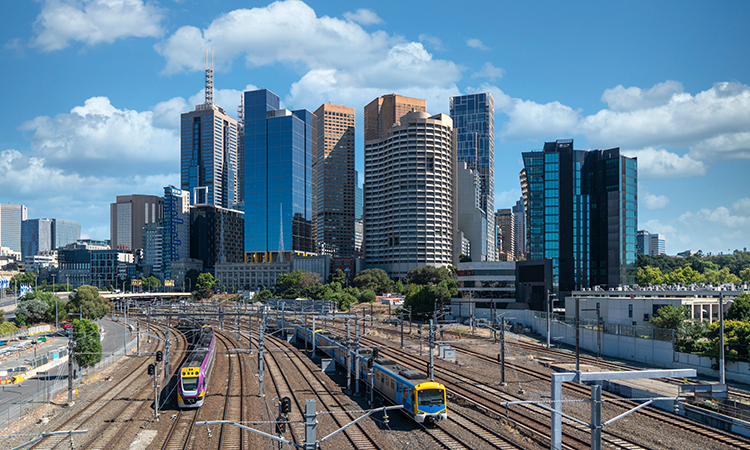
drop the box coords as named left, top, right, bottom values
left=601, top=80, right=684, bottom=112
left=419, top=34, right=445, bottom=51
left=679, top=206, right=750, bottom=229
left=732, top=198, right=750, bottom=214
left=495, top=189, right=521, bottom=208
left=501, top=98, right=581, bottom=142
left=343, top=9, right=383, bottom=25
left=471, top=62, right=505, bottom=81
left=466, top=38, right=488, bottom=50
left=621, top=147, right=706, bottom=179
left=641, top=191, right=670, bottom=210
left=31, top=0, right=165, bottom=52
left=689, top=131, right=750, bottom=162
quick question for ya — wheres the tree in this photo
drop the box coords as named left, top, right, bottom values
left=649, top=305, right=690, bottom=330
left=393, top=280, right=405, bottom=295
left=195, top=273, right=218, bottom=300
left=67, top=285, right=112, bottom=320
left=360, top=289, right=377, bottom=303
left=0, top=309, right=4, bottom=325
left=10, top=271, right=36, bottom=288
left=72, top=319, right=103, bottom=368
left=21, top=291, right=68, bottom=324
left=300, top=272, right=322, bottom=289
left=740, top=267, right=750, bottom=283
left=637, top=266, right=665, bottom=285
left=331, top=269, right=346, bottom=286
left=352, top=269, right=392, bottom=294
left=15, top=298, right=49, bottom=324
left=14, top=313, right=27, bottom=327
left=726, top=293, right=750, bottom=322
left=254, top=288, right=273, bottom=302
left=406, top=266, right=453, bottom=285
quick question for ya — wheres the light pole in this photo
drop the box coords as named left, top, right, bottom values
left=720, top=290, right=725, bottom=385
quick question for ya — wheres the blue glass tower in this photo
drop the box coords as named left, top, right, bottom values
left=450, top=93, right=495, bottom=261
left=521, top=139, right=637, bottom=296
left=244, top=89, right=314, bottom=262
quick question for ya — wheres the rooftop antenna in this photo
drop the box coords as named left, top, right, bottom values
left=205, top=48, right=214, bottom=104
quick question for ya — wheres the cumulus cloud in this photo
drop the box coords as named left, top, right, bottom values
left=601, top=80, right=684, bottom=112
left=466, top=38, right=488, bottom=50
left=471, top=62, right=505, bottom=81
left=640, top=191, right=670, bottom=210
left=343, top=9, right=383, bottom=25
left=419, top=34, right=445, bottom=52
left=620, top=147, right=706, bottom=179
left=31, top=0, right=165, bottom=52
left=679, top=206, right=750, bottom=229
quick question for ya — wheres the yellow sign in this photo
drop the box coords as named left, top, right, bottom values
left=181, top=367, right=200, bottom=377
left=132, top=280, right=142, bottom=286
left=165, top=280, right=175, bottom=287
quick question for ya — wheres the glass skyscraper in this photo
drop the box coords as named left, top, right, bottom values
left=52, top=219, right=80, bottom=249
left=244, top=89, right=315, bottom=262
left=450, top=93, right=495, bottom=261
left=162, top=186, right=190, bottom=280
left=521, top=139, right=637, bottom=296
left=0, top=203, right=27, bottom=253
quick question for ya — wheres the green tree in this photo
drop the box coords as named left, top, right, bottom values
left=459, top=253, right=471, bottom=263
left=0, top=309, right=5, bottom=325
left=663, top=266, right=702, bottom=285
left=195, top=273, right=218, bottom=299
left=67, top=285, right=113, bottom=320
left=10, top=271, right=36, bottom=288
left=331, top=269, right=346, bottom=286
left=20, top=291, right=68, bottom=324
left=254, top=287, right=274, bottom=302
left=637, top=266, right=665, bottom=285
left=649, top=305, right=690, bottom=330
left=726, top=293, right=750, bottom=322
left=406, top=266, right=453, bottom=285
left=72, top=319, right=103, bottom=368
left=352, top=269, right=392, bottom=294
left=702, top=320, right=750, bottom=364
left=393, top=280, right=405, bottom=295
left=740, top=267, right=750, bottom=283
left=15, top=298, right=49, bottom=324
left=14, top=313, right=27, bottom=327
left=360, top=289, right=377, bottom=303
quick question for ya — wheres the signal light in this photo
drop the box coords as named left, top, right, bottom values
left=367, top=359, right=374, bottom=370
left=156, top=351, right=163, bottom=362
left=281, top=397, right=292, bottom=415
left=276, top=415, right=286, bottom=434
left=148, top=364, right=155, bottom=376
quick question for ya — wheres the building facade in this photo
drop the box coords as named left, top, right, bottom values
left=244, top=89, right=315, bottom=262
left=637, top=230, right=666, bottom=256
left=190, top=205, right=244, bottom=271
left=21, top=219, right=53, bottom=260
left=495, top=208, right=515, bottom=261
left=521, top=139, right=637, bottom=296
left=364, top=110, right=456, bottom=278
left=110, top=195, right=163, bottom=252
left=454, top=162, right=487, bottom=263
left=142, top=221, right=163, bottom=277
left=312, top=103, right=355, bottom=257
left=162, top=186, right=191, bottom=281
left=215, top=261, right=291, bottom=291
left=450, top=93, right=496, bottom=261
left=364, top=94, right=426, bottom=141
left=0, top=204, right=27, bottom=253
left=512, top=198, right=527, bottom=260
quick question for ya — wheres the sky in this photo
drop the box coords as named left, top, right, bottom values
left=1, top=0, right=749, bottom=255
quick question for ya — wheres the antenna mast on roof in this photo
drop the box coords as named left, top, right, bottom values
left=205, top=48, right=214, bottom=104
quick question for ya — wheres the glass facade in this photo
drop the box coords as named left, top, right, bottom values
left=0, top=204, right=27, bottom=253
left=21, top=219, right=53, bottom=260
left=52, top=219, right=80, bottom=249
left=450, top=93, right=495, bottom=261
left=162, top=186, right=190, bottom=280
left=244, top=89, right=314, bottom=261
left=521, top=140, right=637, bottom=295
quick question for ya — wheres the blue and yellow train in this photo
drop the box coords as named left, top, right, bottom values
left=290, top=321, right=448, bottom=423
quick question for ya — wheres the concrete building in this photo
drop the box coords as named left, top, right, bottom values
left=171, top=258, right=203, bottom=290
left=0, top=204, right=27, bottom=253
left=292, top=254, right=332, bottom=285
left=180, top=65, right=239, bottom=208
left=244, top=89, right=315, bottom=262
left=364, top=110, right=456, bottom=279
left=512, top=198, right=527, bottom=260
left=364, top=94, right=426, bottom=141
left=142, top=221, right=163, bottom=277
left=215, top=261, right=291, bottom=291
left=450, top=93, right=496, bottom=262
left=521, top=139, right=637, bottom=296
left=496, top=208, right=515, bottom=261
left=451, top=261, right=518, bottom=324
left=58, top=248, right=133, bottom=289
left=110, top=194, right=163, bottom=252
left=313, top=103, right=355, bottom=257
left=162, top=186, right=191, bottom=281
left=454, top=162, right=487, bottom=263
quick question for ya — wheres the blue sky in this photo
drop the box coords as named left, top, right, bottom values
left=2, top=0, right=749, bottom=255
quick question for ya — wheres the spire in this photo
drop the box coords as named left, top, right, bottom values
left=205, top=48, right=214, bottom=105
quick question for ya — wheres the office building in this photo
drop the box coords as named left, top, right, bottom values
left=637, top=230, right=666, bottom=256
left=454, top=162, right=487, bottom=263
left=190, top=204, right=244, bottom=271
left=215, top=260, right=290, bottom=291
left=364, top=110, right=456, bottom=278
left=354, top=171, right=363, bottom=257
left=21, top=219, right=53, bottom=260
left=495, top=208, right=515, bottom=261
left=142, top=221, right=163, bottom=277
left=0, top=204, right=27, bottom=253
left=312, top=103, right=355, bottom=257
left=450, top=93, right=496, bottom=261
left=512, top=198, right=527, bottom=260
left=162, top=186, right=191, bottom=281
left=58, top=248, right=133, bottom=289
left=521, top=139, right=637, bottom=296
left=52, top=219, right=80, bottom=249
left=180, top=63, right=239, bottom=208
left=243, top=89, right=315, bottom=262
left=110, top=195, right=163, bottom=251
left=364, top=94, right=426, bottom=141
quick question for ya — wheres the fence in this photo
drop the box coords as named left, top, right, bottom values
left=0, top=337, right=136, bottom=430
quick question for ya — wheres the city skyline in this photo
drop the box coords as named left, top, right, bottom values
left=1, top=0, right=749, bottom=255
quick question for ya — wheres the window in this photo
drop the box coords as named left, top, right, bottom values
left=628, top=304, right=633, bottom=318
left=643, top=313, right=649, bottom=321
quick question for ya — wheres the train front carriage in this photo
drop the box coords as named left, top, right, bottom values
left=178, top=366, right=205, bottom=407
left=413, top=381, right=448, bottom=423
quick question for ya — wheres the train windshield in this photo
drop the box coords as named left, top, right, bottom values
left=182, top=376, right=199, bottom=391
left=418, top=389, right=444, bottom=406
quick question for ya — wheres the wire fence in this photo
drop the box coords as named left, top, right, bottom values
left=536, top=312, right=674, bottom=342
left=0, top=338, right=136, bottom=431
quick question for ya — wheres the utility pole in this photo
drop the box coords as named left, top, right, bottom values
left=400, top=310, right=404, bottom=349
left=500, top=317, right=506, bottom=385
left=720, top=290, right=725, bottom=385
left=137, top=320, right=140, bottom=355
left=546, top=288, right=552, bottom=349
left=147, top=308, right=151, bottom=344
left=67, top=328, right=74, bottom=406
left=258, top=307, right=266, bottom=397
left=355, top=321, right=360, bottom=396
left=346, top=321, right=352, bottom=393
left=429, top=319, right=434, bottom=381
left=164, top=314, right=171, bottom=380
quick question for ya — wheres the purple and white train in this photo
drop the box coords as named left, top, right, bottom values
left=177, top=325, right=216, bottom=408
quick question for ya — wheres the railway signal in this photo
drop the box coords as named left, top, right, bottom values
left=280, top=397, right=291, bottom=414
left=148, top=364, right=155, bottom=376
left=156, top=350, right=163, bottom=362
left=276, top=396, right=292, bottom=434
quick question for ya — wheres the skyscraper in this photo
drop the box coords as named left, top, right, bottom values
left=21, top=218, right=53, bottom=260
left=110, top=195, right=163, bottom=251
left=637, top=230, right=666, bottom=256
left=512, top=198, right=527, bottom=260
left=313, top=103, right=355, bottom=257
left=51, top=219, right=80, bottom=249
left=364, top=94, right=426, bottom=141
left=455, top=162, right=487, bottom=263
left=450, top=93, right=495, bottom=261
left=180, top=61, right=238, bottom=208
left=521, top=139, right=637, bottom=295
left=162, top=186, right=190, bottom=280
left=364, top=110, right=456, bottom=278
left=0, top=203, right=27, bottom=253
left=495, top=208, right=515, bottom=261
left=244, top=89, right=315, bottom=262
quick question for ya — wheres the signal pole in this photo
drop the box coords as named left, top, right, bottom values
left=67, top=328, right=74, bottom=406
left=429, top=319, right=434, bottom=381
left=258, top=307, right=266, bottom=397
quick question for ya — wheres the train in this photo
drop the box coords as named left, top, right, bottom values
left=177, top=325, right=216, bottom=408
left=287, top=320, right=448, bottom=423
